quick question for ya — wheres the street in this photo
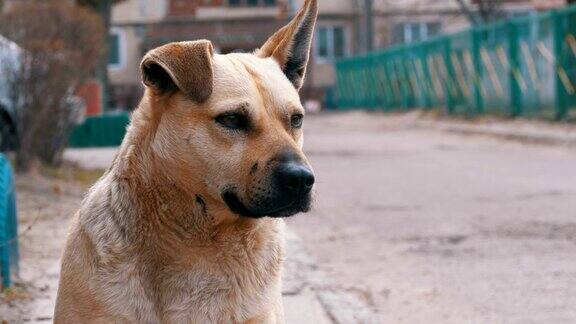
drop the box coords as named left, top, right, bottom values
left=287, top=111, right=576, bottom=323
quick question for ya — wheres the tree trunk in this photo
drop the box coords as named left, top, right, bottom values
left=96, top=0, right=112, bottom=113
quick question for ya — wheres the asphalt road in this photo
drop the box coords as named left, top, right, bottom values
left=287, top=111, right=576, bottom=323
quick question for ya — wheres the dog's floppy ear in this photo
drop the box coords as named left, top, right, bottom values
left=140, top=40, right=214, bottom=103
left=257, top=0, right=317, bottom=90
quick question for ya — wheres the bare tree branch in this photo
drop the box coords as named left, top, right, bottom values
left=455, top=0, right=504, bottom=25
left=454, top=0, right=480, bottom=24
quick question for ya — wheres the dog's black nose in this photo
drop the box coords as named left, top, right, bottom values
left=276, top=162, right=315, bottom=195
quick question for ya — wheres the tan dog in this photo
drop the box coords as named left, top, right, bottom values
left=54, top=1, right=317, bottom=323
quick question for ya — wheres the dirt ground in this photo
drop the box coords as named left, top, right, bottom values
left=2, top=111, right=576, bottom=323
left=287, top=111, right=576, bottom=323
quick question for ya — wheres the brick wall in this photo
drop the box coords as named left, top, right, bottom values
left=169, top=0, right=225, bottom=17
left=532, top=0, right=568, bottom=9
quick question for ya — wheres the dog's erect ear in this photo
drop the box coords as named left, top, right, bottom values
left=257, top=0, right=317, bottom=90
left=140, top=40, right=214, bottom=103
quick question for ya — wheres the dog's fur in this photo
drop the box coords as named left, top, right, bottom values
left=54, top=1, right=317, bottom=323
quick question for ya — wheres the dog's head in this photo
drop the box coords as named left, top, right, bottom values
left=138, top=0, right=317, bottom=218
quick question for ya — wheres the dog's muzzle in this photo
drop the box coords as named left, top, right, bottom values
left=222, top=161, right=314, bottom=218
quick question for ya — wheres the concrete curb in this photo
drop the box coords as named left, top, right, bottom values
left=414, top=118, right=576, bottom=148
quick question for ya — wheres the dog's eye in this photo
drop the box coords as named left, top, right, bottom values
left=290, top=114, right=304, bottom=129
left=215, top=113, right=249, bottom=130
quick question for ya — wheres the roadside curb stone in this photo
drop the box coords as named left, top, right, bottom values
left=412, top=114, right=576, bottom=148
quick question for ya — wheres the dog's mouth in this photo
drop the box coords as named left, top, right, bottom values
left=222, top=189, right=311, bottom=218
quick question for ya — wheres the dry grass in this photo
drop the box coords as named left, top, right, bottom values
left=0, top=284, right=31, bottom=302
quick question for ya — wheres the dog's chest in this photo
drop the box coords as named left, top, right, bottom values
left=160, top=257, right=282, bottom=323
left=94, top=233, right=284, bottom=323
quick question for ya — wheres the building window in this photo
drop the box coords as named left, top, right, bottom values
left=228, top=0, right=276, bottom=6
left=392, top=22, right=441, bottom=44
left=315, top=25, right=347, bottom=61
left=108, top=28, right=124, bottom=70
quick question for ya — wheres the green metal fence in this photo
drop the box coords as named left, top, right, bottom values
left=69, top=113, right=130, bottom=148
left=336, top=5, right=576, bottom=120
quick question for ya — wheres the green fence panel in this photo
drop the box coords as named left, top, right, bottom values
left=69, top=113, right=130, bottom=148
left=449, top=31, right=475, bottom=114
left=513, top=12, right=556, bottom=118
left=565, top=7, right=576, bottom=118
left=556, top=6, right=576, bottom=119
left=335, top=4, right=576, bottom=121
